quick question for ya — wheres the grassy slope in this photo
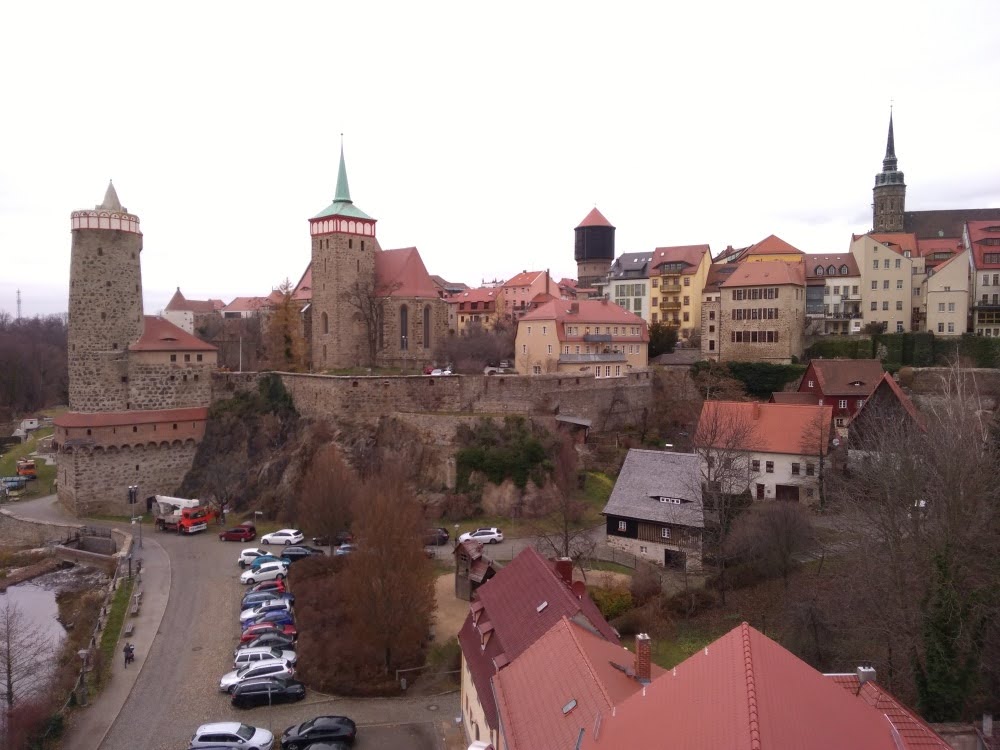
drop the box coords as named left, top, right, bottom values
left=0, top=425, right=57, bottom=499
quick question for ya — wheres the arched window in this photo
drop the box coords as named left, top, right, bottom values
left=839, top=265, right=849, bottom=275
left=826, top=265, right=836, bottom=276
left=322, top=312, right=329, bottom=334
left=423, top=306, right=431, bottom=349
left=815, top=266, right=824, bottom=276
left=400, top=305, right=409, bottom=350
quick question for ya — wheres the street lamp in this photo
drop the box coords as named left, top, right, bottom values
left=128, top=485, right=142, bottom=549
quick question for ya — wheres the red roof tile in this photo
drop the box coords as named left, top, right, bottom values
left=871, top=232, right=919, bottom=258
left=503, top=270, right=546, bottom=288
left=576, top=207, right=614, bottom=229
left=828, top=675, right=950, bottom=748
left=165, top=288, right=225, bottom=313
left=803, top=359, right=884, bottom=396
left=223, top=296, right=278, bottom=313
left=446, top=287, right=499, bottom=306
left=520, top=298, right=646, bottom=328
left=458, top=548, right=619, bottom=730
left=652, top=244, right=710, bottom=274
left=770, top=392, right=820, bottom=405
left=292, top=265, right=312, bottom=301
left=695, top=401, right=833, bottom=456
left=745, top=234, right=805, bottom=256
left=494, top=617, right=664, bottom=750
left=852, top=372, right=925, bottom=431
left=130, top=316, right=217, bottom=352
left=583, top=623, right=936, bottom=750
left=720, top=261, right=806, bottom=288
left=702, top=263, right=740, bottom=293
left=55, top=407, right=208, bottom=428
left=967, top=220, right=1000, bottom=270
left=375, top=247, right=440, bottom=298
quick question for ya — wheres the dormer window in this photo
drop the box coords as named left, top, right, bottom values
left=827, top=265, right=836, bottom=276
left=815, top=266, right=824, bottom=276
left=839, top=265, right=849, bottom=275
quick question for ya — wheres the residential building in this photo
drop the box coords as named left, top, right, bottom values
left=602, top=449, right=707, bottom=571
left=649, top=244, right=711, bottom=338
left=498, top=270, right=560, bottom=321
left=557, top=277, right=580, bottom=300
left=869, top=232, right=926, bottom=330
left=580, top=622, right=948, bottom=749
left=453, top=540, right=497, bottom=601
left=924, top=248, right=970, bottom=337
left=447, top=287, right=500, bottom=334
left=805, top=253, right=862, bottom=336
left=694, top=401, right=833, bottom=503
left=717, top=261, right=806, bottom=363
left=574, top=207, right=615, bottom=289
left=458, top=548, right=619, bottom=748
left=163, top=288, right=224, bottom=334
left=597, top=252, right=653, bottom=322
left=699, top=263, right=738, bottom=359
left=966, top=221, right=1000, bottom=337
left=514, top=298, right=648, bottom=377
left=493, top=618, right=663, bottom=750
left=739, top=234, right=807, bottom=264
left=222, top=291, right=282, bottom=319
left=849, top=372, right=924, bottom=454
left=795, top=358, right=884, bottom=431
left=850, top=234, right=913, bottom=333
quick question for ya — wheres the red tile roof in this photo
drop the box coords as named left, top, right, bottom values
left=458, top=548, right=619, bottom=730
left=165, top=288, right=225, bottom=313
left=520, top=298, right=646, bottom=328
left=494, top=617, right=664, bottom=750
left=828, top=674, right=950, bottom=748
left=223, top=296, right=278, bottom=314
left=803, top=359, right=884, bottom=396
left=446, top=287, right=499, bottom=307
left=576, top=207, right=613, bottom=229
left=558, top=278, right=578, bottom=289
left=745, top=234, right=805, bottom=256
left=55, top=407, right=208, bottom=428
left=583, top=622, right=939, bottom=750
left=852, top=372, right=925, bottom=431
left=770, top=392, right=820, bottom=405
left=130, top=316, right=217, bottom=352
left=871, top=232, right=919, bottom=258
left=805, top=253, right=860, bottom=279
left=503, top=270, right=546, bottom=288
left=967, top=220, right=1000, bottom=270
left=652, top=244, right=710, bottom=274
left=375, top=247, right=440, bottom=298
left=695, top=401, right=833, bottom=456
left=292, top=265, right=312, bottom=301
left=720, top=261, right=805, bottom=288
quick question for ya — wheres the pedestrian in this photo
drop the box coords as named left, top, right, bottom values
left=123, top=643, right=132, bottom=668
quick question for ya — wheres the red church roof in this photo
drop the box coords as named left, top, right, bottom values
left=130, top=316, right=216, bottom=352
left=576, top=207, right=614, bottom=229
left=375, top=247, right=440, bottom=298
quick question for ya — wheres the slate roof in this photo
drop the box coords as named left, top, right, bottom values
left=493, top=617, right=664, bottom=750
left=804, top=253, right=860, bottom=279
left=458, top=548, right=619, bottom=730
left=581, top=622, right=943, bottom=749
left=602, top=450, right=705, bottom=528
left=904, top=208, right=1000, bottom=240
left=850, top=372, right=924, bottom=431
left=702, top=262, right=740, bottom=293
left=375, top=247, right=440, bottom=298
left=608, top=252, right=654, bottom=279
left=695, top=401, right=833, bottom=456
left=130, top=316, right=217, bottom=352
left=804, top=359, right=884, bottom=396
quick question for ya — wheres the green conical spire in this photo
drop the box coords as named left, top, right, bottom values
left=334, top=142, right=352, bottom=204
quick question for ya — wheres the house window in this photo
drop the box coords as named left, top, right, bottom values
left=322, top=311, right=329, bottom=334
left=196, top=354, right=203, bottom=362
left=807, top=380, right=814, bottom=388
left=938, top=322, right=944, bottom=333
left=872, top=260, right=878, bottom=270
left=938, top=303, right=946, bottom=312
left=897, top=279, right=903, bottom=289
left=170, top=354, right=177, bottom=362
left=895, top=259, right=901, bottom=268
left=543, top=326, right=547, bottom=335
left=948, top=302, right=955, bottom=312
left=751, top=459, right=760, bottom=472
left=838, top=399, right=847, bottom=409
left=684, top=277, right=690, bottom=286
left=896, top=321, right=904, bottom=332
left=618, top=520, right=627, bottom=532
left=765, top=461, right=774, bottom=473
left=835, top=417, right=846, bottom=427
left=522, top=344, right=527, bottom=354
left=871, top=301, right=877, bottom=311
left=871, top=281, right=878, bottom=290
left=532, top=365, right=542, bottom=374
left=400, top=305, right=409, bottom=350
left=896, top=301, right=902, bottom=310
left=424, top=306, right=432, bottom=349
left=883, top=280, right=889, bottom=289
left=948, top=322, right=955, bottom=333
left=806, top=463, right=815, bottom=476
left=660, top=527, right=671, bottom=540
left=547, top=344, right=552, bottom=354
left=615, top=365, right=621, bottom=376
left=791, top=462, right=800, bottom=475
left=882, top=301, right=889, bottom=311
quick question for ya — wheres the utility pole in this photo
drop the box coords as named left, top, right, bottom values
left=16, top=289, right=21, bottom=320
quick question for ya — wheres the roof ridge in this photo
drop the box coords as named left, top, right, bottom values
left=741, top=622, right=762, bottom=750
left=563, top=618, right=617, bottom=711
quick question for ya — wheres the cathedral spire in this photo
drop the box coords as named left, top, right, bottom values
left=334, top=140, right=352, bottom=204
left=882, top=112, right=898, bottom=172
left=872, top=110, right=906, bottom=232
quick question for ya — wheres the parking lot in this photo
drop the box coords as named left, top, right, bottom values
left=99, top=527, right=457, bottom=750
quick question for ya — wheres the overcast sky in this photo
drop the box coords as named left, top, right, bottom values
left=2, top=0, right=999, bottom=318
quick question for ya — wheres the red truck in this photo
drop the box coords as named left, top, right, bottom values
left=153, top=495, right=217, bottom=534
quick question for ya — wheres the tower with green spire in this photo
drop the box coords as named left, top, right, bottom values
left=872, top=112, right=906, bottom=232
left=308, top=143, right=382, bottom=369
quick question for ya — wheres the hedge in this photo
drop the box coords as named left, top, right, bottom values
left=806, top=333, right=1000, bottom=369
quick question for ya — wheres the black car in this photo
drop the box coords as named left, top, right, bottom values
left=279, top=546, right=326, bottom=564
left=243, top=632, right=297, bottom=651
left=311, top=531, right=352, bottom=547
left=423, top=527, right=450, bottom=546
left=230, top=676, right=306, bottom=709
left=298, top=744, right=350, bottom=750
left=281, top=716, right=357, bottom=748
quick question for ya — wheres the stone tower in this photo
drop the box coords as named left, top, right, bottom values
left=872, top=112, right=906, bottom=232
left=68, top=182, right=144, bottom=411
left=575, top=207, right=615, bottom=289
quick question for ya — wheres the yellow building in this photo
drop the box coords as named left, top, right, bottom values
left=923, top=249, right=970, bottom=336
left=849, top=234, right=914, bottom=333
left=447, top=287, right=500, bottom=334
left=648, top=245, right=711, bottom=341
left=739, top=234, right=807, bottom=264
left=514, top=299, right=648, bottom=376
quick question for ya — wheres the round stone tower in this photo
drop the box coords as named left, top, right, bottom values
left=67, top=182, right=144, bottom=412
left=574, top=207, right=615, bottom=289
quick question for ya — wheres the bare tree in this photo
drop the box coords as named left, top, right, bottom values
left=691, top=362, right=746, bottom=401
left=0, top=601, right=52, bottom=715
left=726, top=503, right=815, bottom=589
left=533, top=438, right=597, bottom=572
left=297, top=443, right=357, bottom=543
left=799, top=407, right=834, bottom=509
left=345, top=277, right=398, bottom=368
left=433, top=321, right=514, bottom=373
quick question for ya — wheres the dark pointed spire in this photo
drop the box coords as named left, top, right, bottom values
left=882, top=112, right=898, bottom=172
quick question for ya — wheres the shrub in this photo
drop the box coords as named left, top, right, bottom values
left=719, top=362, right=805, bottom=399
left=589, top=586, right=633, bottom=621
left=705, top=562, right=768, bottom=592
left=612, top=604, right=659, bottom=637
left=629, top=564, right=663, bottom=606
left=455, top=417, right=552, bottom=490
left=663, top=588, right=717, bottom=618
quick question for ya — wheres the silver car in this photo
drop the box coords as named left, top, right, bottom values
left=233, top=646, right=297, bottom=670
left=220, top=658, right=294, bottom=692
left=239, top=599, right=292, bottom=626
left=189, top=722, right=273, bottom=750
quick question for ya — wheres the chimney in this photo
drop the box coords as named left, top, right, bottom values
left=635, top=633, right=652, bottom=684
left=554, top=557, right=573, bottom=585
left=984, top=714, right=994, bottom=738
left=752, top=402, right=761, bottom=420
left=569, top=302, right=579, bottom=315
left=856, top=665, right=876, bottom=686
left=601, top=297, right=608, bottom=305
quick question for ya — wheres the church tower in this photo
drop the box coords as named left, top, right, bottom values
left=872, top=112, right=906, bottom=232
left=67, top=182, right=144, bottom=411
left=309, top=144, right=381, bottom=369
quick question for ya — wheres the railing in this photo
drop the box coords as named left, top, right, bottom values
left=660, top=284, right=682, bottom=294
left=583, top=333, right=612, bottom=342
left=659, top=300, right=681, bottom=310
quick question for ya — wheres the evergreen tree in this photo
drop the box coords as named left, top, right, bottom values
left=648, top=322, right=678, bottom=358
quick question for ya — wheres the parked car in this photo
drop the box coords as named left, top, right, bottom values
left=312, top=531, right=352, bottom=547
left=333, top=543, right=357, bottom=557
left=189, top=722, right=274, bottom=750
left=231, top=676, right=306, bottom=709
left=458, top=527, right=504, bottom=544
left=239, top=600, right=293, bottom=627
left=233, top=646, right=297, bottom=670
left=243, top=610, right=295, bottom=632
left=236, top=632, right=297, bottom=655
left=279, top=545, right=326, bottom=563
left=240, top=561, right=288, bottom=585
left=429, top=368, right=452, bottom=376
left=241, top=591, right=294, bottom=610
left=280, top=716, right=357, bottom=749
left=249, top=554, right=284, bottom=571
left=220, top=659, right=295, bottom=693
left=240, top=622, right=298, bottom=644
left=220, top=526, right=256, bottom=542
left=261, top=529, right=304, bottom=546
left=423, top=527, right=450, bottom=546
left=238, top=548, right=269, bottom=568
left=249, top=579, right=287, bottom=595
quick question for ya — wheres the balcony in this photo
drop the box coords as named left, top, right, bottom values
left=660, top=299, right=682, bottom=310
left=582, top=333, right=612, bottom=342
left=660, top=284, right=682, bottom=294
left=974, top=300, right=1000, bottom=310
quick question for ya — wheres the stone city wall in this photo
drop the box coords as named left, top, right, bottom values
left=908, top=367, right=1000, bottom=397
left=0, top=509, right=81, bottom=546
left=128, top=361, right=214, bottom=410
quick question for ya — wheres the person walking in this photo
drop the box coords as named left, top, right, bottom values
left=123, top=642, right=134, bottom=668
